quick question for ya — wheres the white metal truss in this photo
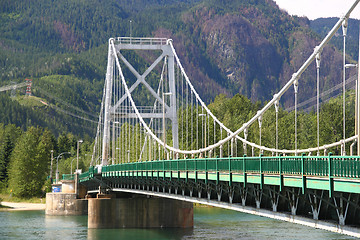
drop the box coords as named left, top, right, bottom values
left=101, top=38, right=178, bottom=165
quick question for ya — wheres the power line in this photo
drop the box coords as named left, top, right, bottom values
left=47, top=103, right=99, bottom=124
left=285, top=75, right=357, bottom=112
left=34, top=86, right=98, bottom=118
left=0, top=82, right=27, bottom=92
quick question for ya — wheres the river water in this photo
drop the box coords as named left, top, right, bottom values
left=0, top=207, right=356, bottom=240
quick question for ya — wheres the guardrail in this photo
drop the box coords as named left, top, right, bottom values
left=79, top=166, right=94, bottom=182
left=62, top=174, right=75, bottom=181
left=97, top=154, right=360, bottom=179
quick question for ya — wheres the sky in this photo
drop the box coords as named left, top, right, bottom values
left=273, top=0, right=360, bottom=20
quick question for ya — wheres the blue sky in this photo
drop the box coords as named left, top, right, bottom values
left=273, top=0, right=360, bottom=20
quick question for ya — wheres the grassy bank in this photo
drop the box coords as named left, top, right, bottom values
left=0, top=193, right=45, bottom=204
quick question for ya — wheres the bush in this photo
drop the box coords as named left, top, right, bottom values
left=42, top=179, right=52, bottom=196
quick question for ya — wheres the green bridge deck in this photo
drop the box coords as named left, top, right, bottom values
left=79, top=154, right=360, bottom=195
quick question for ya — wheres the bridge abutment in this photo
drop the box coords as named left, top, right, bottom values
left=45, top=193, right=88, bottom=215
left=88, top=195, right=193, bottom=229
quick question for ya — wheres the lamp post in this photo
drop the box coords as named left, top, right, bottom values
left=72, top=154, right=90, bottom=173
left=50, top=150, right=54, bottom=182
left=76, top=140, right=83, bottom=173
left=162, top=92, right=172, bottom=159
left=130, top=20, right=132, bottom=39
left=70, top=157, right=80, bottom=174
left=75, top=139, right=83, bottom=198
left=55, top=152, right=71, bottom=183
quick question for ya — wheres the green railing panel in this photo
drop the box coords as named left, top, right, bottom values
left=262, top=157, right=279, bottom=174
left=245, top=157, right=260, bottom=173
left=196, top=159, right=206, bottom=171
left=62, top=174, right=75, bottom=181
left=205, top=159, right=214, bottom=171
left=178, top=160, right=186, bottom=171
left=282, top=157, right=300, bottom=175
left=187, top=160, right=195, bottom=171
left=218, top=158, right=229, bottom=171
left=231, top=158, right=243, bottom=172
left=79, top=171, right=89, bottom=182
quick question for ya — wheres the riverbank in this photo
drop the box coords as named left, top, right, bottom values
left=0, top=201, right=45, bottom=211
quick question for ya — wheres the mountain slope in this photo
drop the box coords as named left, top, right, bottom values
left=310, top=17, right=359, bottom=61
left=0, top=0, right=357, bottom=137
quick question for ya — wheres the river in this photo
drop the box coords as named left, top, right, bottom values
left=0, top=207, right=356, bottom=239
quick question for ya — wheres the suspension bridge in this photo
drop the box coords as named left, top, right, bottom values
left=48, top=0, right=360, bottom=237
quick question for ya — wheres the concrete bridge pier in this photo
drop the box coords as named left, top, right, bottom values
left=88, top=194, right=193, bottom=229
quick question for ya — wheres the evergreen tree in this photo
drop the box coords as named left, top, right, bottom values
left=8, top=127, right=53, bottom=198
left=0, top=124, right=21, bottom=185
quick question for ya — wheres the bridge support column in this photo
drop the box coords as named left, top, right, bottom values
left=269, top=187, right=279, bottom=212
left=240, top=185, right=247, bottom=206
left=46, top=193, right=88, bottom=216
left=88, top=196, right=193, bottom=228
left=228, top=186, right=235, bottom=204
left=286, top=188, right=300, bottom=215
left=216, top=185, right=223, bottom=201
left=333, top=193, right=351, bottom=225
left=308, top=191, right=323, bottom=220
left=254, top=186, right=262, bottom=209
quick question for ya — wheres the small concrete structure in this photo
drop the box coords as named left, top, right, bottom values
left=45, top=193, right=88, bottom=215
left=61, top=180, right=75, bottom=193
left=88, top=195, right=193, bottom=228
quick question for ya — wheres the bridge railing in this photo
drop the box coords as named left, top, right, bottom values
left=62, top=174, right=75, bottom=181
left=79, top=166, right=94, bottom=182
left=96, top=155, right=360, bottom=179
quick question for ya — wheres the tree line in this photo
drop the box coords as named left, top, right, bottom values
left=0, top=124, right=91, bottom=198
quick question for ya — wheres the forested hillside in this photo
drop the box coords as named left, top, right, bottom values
left=0, top=0, right=358, bottom=137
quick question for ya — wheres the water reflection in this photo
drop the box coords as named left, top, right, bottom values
left=0, top=208, right=356, bottom=240
left=88, top=228, right=194, bottom=240
left=44, top=214, right=87, bottom=240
